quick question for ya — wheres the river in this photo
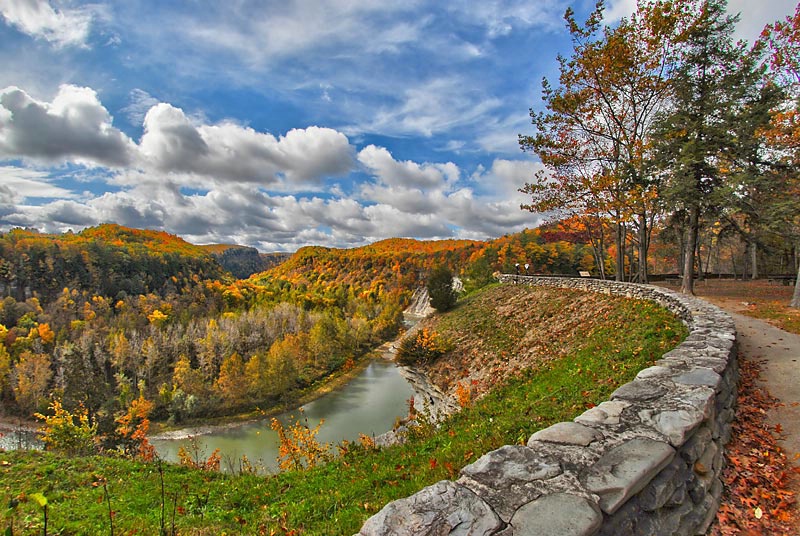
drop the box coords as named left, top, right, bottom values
left=150, top=358, right=415, bottom=472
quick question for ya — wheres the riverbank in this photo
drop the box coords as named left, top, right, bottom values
left=1, top=350, right=393, bottom=442
left=150, top=350, right=382, bottom=438
left=151, top=312, right=429, bottom=437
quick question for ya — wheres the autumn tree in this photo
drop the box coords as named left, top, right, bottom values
left=114, top=390, right=156, bottom=460
left=215, top=352, right=248, bottom=407
left=13, top=351, right=52, bottom=414
left=520, top=0, right=687, bottom=282
left=759, top=3, right=800, bottom=307
left=35, top=399, right=97, bottom=456
left=0, top=343, right=11, bottom=400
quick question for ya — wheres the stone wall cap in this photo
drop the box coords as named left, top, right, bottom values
left=574, top=400, right=631, bottom=426
left=673, top=367, right=722, bottom=391
left=581, top=437, right=675, bottom=514
left=611, top=380, right=667, bottom=401
left=529, top=421, right=603, bottom=447
left=358, top=480, right=503, bottom=536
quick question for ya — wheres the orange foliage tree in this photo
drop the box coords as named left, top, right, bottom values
left=115, top=392, right=156, bottom=461
left=758, top=3, right=800, bottom=307
left=270, top=409, right=332, bottom=471
left=520, top=1, right=691, bottom=283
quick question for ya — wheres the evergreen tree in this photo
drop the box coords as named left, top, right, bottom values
left=427, top=266, right=457, bottom=312
left=651, top=0, right=757, bottom=294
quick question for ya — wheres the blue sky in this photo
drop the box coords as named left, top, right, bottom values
left=0, top=0, right=796, bottom=252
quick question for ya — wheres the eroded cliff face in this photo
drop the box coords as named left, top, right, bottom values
left=407, top=284, right=640, bottom=403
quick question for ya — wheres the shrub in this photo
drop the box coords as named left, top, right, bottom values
left=396, top=328, right=450, bottom=366
left=35, top=399, right=97, bottom=456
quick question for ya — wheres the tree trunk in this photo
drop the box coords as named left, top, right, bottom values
left=750, top=240, right=758, bottom=280
left=791, top=243, right=800, bottom=308
left=586, top=216, right=606, bottom=280
left=677, top=223, right=686, bottom=276
left=615, top=221, right=625, bottom=282
left=790, top=260, right=800, bottom=308
left=637, top=212, right=649, bottom=284
left=597, top=228, right=606, bottom=280
left=681, top=206, right=699, bottom=295
left=696, top=238, right=704, bottom=281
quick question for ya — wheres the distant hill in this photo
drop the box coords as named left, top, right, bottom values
left=249, top=228, right=596, bottom=301
left=0, top=222, right=596, bottom=306
left=251, top=238, right=485, bottom=299
left=0, top=224, right=225, bottom=302
left=199, top=244, right=291, bottom=279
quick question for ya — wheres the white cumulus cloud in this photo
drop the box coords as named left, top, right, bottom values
left=358, top=144, right=459, bottom=189
left=139, top=103, right=354, bottom=185
left=0, top=85, right=137, bottom=167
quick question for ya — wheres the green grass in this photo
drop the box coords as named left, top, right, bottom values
left=1, top=287, right=687, bottom=535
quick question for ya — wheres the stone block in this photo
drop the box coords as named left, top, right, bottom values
left=636, top=366, right=672, bottom=380
left=678, top=387, right=716, bottom=418
left=638, top=407, right=706, bottom=447
left=611, top=380, right=667, bottom=402
left=458, top=445, right=561, bottom=521
left=581, top=437, right=676, bottom=514
left=638, top=457, right=687, bottom=512
left=508, top=493, right=603, bottom=536
left=358, top=481, right=503, bottom=536
left=673, top=368, right=722, bottom=392
left=528, top=421, right=603, bottom=447
left=574, top=400, right=631, bottom=426
left=679, top=425, right=712, bottom=464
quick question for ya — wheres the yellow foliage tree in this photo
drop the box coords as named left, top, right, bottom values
left=215, top=352, right=247, bottom=406
left=13, top=351, right=52, bottom=414
left=172, top=354, right=204, bottom=396
left=147, top=308, right=168, bottom=326
left=0, top=344, right=10, bottom=395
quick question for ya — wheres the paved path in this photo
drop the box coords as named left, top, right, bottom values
left=727, top=311, right=800, bottom=462
left=707, top=304, right=800, bottom=532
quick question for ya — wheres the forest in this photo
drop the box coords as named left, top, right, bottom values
left=0, top=221, right=600, bottom=454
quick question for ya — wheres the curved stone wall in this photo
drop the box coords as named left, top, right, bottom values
left=358, top=276, right=737, bottom=536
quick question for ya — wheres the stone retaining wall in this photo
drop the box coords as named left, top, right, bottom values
left=358, top=276, right=737, bottom=536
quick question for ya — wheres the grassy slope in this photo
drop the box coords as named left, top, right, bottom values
left=0, top=284, right=687, bottom=535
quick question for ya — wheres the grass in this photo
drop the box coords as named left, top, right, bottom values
left=1, top=285, right=687, bottom=535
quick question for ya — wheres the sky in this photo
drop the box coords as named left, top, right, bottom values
left=0, top=0, right=796, bottom=252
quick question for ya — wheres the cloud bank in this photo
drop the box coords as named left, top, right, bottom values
left=0, top=84, right=538, bottom=250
